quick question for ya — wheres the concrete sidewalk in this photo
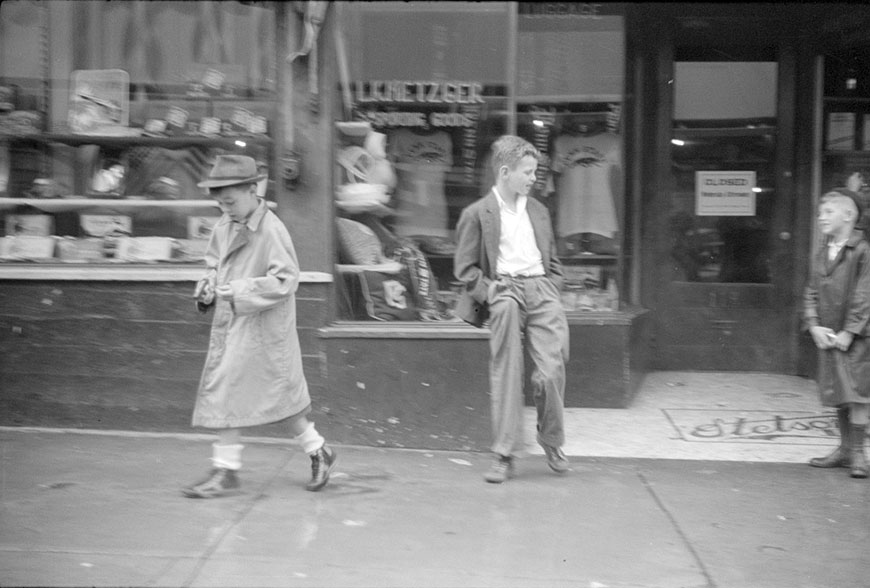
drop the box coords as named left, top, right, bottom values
left=3, top=371, right=867, bottom=587
left=1, top=427, right=869, bottom=588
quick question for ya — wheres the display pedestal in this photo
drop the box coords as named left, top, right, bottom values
left=560, top=307, right=652, bottom=408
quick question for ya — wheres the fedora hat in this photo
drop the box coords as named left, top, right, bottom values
left=198, top=155, right=267, bottom=189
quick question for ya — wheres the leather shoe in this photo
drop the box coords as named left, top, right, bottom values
left=809, top=446, right=849, bottom=468
left=182, top=468, right=240, bottom=498
left=540, top=442, right=569, bottom=473
left=306, top=445, right=337, bottom=492
left=484, top=456, right=514, bottom=483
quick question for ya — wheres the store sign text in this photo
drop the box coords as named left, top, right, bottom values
left=519, top=3, right=603, bottom=18
left=355, top=81, right=485, bottom=105
left=695, top=171, right=756, bottom=217
left=358, top=110, right=476, bottom=128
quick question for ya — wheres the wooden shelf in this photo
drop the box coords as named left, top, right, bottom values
left=0, top=198, right=277, bottom=212
left=0, top=132, right=272, bottom=148
left=673, top=127, right=777, bottom=138
left=516, top=95, right=621, bottom=104
left=824, top=96, right=870, bottom=104
left=823, top=150, right=870, bottom=157
left=563, top=254, right=618, bottom=263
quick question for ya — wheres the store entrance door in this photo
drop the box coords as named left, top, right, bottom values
left=655, top=40, right=799, bottom=372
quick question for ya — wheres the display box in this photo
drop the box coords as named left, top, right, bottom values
left=185, top=64, right=248, bottom=98
left=212, top=100, right=273, bottom=136
left=69, top=69, right=130, bottom=134
left=187, top=216, right=219, bottom=240
left=0, top=235, right=56, bottom=260
left=80, top=214, right=132, bottom=238
left=114, top=237, right=174, bottom=262
left=56, top=237, right=105, bottom=262
left=5, top=214, right=53, bottom=236
left=138, top=101, right=211, bottom=136
left=175, top=238, right=209, bottom=262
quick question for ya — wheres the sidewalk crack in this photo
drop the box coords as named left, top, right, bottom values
left=637, top=470, right=716, bottom=588
left=179, top=451, right=293, bottom=588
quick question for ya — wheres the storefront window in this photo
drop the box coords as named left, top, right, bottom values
left=335, top=1, right=510, bottom=321
left=820, top=48, right=870, bottom=249
left=0, top=1, right=277, bottom=265
left=515, top=5, right=625, bottom=312
left=334, top=2, right=628, bottom=322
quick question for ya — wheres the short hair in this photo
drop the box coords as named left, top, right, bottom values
left=821, top=190, right=860, bottom=222
left=490, top=135, right=539, bottom=176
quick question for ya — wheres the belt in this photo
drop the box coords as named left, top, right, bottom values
left=497, top=273, right=545, bottom=280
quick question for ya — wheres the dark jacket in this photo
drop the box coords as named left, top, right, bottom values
left=453, top=190, right=564, bottom=327
left=803, top=229, right=870, bottom=404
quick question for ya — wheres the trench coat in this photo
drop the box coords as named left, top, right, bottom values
left=192, top=200, right=311, bottom=428
left=803, top=230, right=870, bottom=406
left=453, top=190, right=565, bottom=327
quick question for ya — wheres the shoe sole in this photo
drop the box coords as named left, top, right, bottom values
left=181, top=487, right=242, bottom=499
left=808, top=460, right=849, bottom=468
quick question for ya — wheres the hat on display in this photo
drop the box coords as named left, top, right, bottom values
left=198, top=155, right=267, bottom=189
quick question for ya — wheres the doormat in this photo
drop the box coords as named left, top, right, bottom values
left=662, top=409, right=837, bottom=445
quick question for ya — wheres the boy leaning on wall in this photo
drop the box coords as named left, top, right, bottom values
left=803, top=187, right=870, bottom=479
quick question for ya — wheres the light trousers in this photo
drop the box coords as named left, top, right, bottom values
left=488, top=276, right=569, bottom=457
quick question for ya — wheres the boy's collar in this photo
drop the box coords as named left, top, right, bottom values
left=218, top=199, right=268, bottom=230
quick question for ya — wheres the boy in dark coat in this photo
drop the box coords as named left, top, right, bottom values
left=804, top=188, right=870, bottom=478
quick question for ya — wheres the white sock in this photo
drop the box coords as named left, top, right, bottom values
left=211, top=443, right=244, bottom=470
left=294, top=423, right=325, bottom=455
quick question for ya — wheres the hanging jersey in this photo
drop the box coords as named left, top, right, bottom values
left=551, top=132, right=620, bottom=238
left=389, top=128, right=453, bottom=238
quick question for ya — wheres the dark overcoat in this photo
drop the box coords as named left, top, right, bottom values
left=803, top=230, right=870, bottom=406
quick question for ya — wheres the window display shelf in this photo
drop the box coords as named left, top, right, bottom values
left=0, top=198, right=276, bottom=212
left=517, top=95, right=622, bottom=104
left=673, top=127, right=777, bottom=138
left=0, top=133, right=272, bottom=148
left=0, top=263, right=332, bottom=282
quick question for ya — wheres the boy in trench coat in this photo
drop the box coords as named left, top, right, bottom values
left=804, top=188, right=870, bottom=478
left=184, top=155, right=336, bottom=497
left=454, top=135, right=570, bottom=483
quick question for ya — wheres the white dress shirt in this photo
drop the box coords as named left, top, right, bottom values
left=493, top=187, right=545, bottom=277
left=828, top=237, right=848, bottom=261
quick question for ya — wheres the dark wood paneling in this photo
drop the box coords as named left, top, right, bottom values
left=667, top=284, right=779, bottom=308
left=563, top=310, right=652, bottom=408
left=321, top=337, right=491, bottom=451
left=0, top=344, right=207, bottom=379
left=0, top=316, right=211, bottom=349
left=657, top=309, right=795, bottom=347
left=656, top=344, right=788, bottom=372
left=0, top=280, right=327, bottom=434
left=0, top=282, right=207, bottom=322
